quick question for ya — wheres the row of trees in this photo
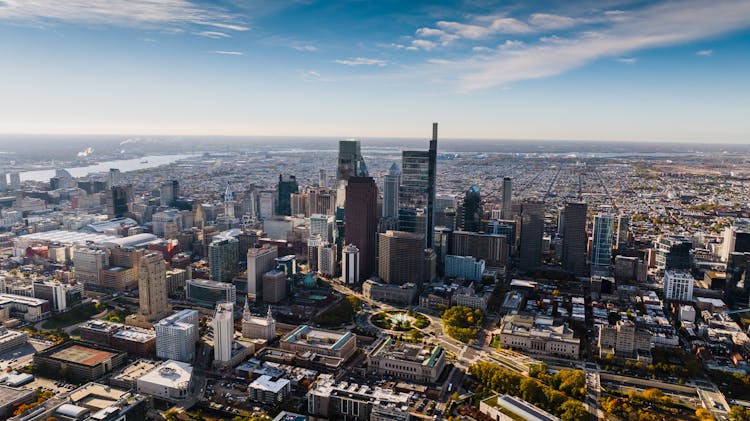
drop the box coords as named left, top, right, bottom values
left=441, top=306, right=483, bottom=343
left=469, top=361, right=589, bottom=421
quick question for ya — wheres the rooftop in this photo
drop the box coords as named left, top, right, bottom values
left=249, top=375, right=290, bottom=394
left=138, top=360, right=193, bottom=388
left=50, top=344, right=117, bottom=366
left=282, top=325, right=354, bottom=351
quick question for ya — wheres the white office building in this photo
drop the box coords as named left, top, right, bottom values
left=342, top=244, right=359, bottom=286
left=155, top=310, right=199, bottom=363
left=664, top=270, right=694, bottom=302
left=213, top=302, right=234, bottom=363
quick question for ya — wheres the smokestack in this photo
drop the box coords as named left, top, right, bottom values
left=432, top=122, right=438, bottom=142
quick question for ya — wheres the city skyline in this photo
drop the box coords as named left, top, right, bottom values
left=1, top=0, right=750, bottom=142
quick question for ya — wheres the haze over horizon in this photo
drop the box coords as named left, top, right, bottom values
left=1, top=0, right=750, bottom=142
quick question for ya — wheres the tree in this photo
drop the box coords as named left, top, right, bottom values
left=560, top=401, right=588, bottom=421
left=520, top=378, right=546, bottom=407
left=730, top=405, right=750, bottom=421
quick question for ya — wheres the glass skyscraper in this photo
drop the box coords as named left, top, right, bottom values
left=591, top=213, right=615, bottom=275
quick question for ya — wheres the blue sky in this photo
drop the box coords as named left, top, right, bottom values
left=1, top=0, right=749, bottom=142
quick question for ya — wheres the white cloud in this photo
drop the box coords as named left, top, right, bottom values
left=301, top=69, right=334, bottom=82
left=291, top=44, right=318, bottom=52
left=448, top=0, right=750, bottom=91
left=696, top=49, right=714, bottom=56
left=209, top=50, right=243, bottom=56
left=615, top=57, right=637, bottom=64
left=499, top=40, right=524, bottom=50
left=528, top=13, right=578, bottom=30
left=196, top=31, right=231, bottom=39
left=411, top=39, right=437, bottom=51
left=0, top=0, right=249, bottom=31
left=472, top=46, right=493, bottom=53
left=334, top=57, right=389, bottom=67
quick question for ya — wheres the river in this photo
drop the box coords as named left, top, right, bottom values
left=19, top=154, right=197, bottom=182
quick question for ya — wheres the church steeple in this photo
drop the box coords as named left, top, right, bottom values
left=243, top=295, right=251, bottom=321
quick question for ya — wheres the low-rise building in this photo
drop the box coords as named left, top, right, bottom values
left=480, top=394, right=561, bottom=421
left=0, top=327, right=28, bottom=353
left=34, top=341, right=127, bottom=383
left=367, top=337, right=446, bottom=384
left=597, top=319, right=652, bottom=359
left=362, top=279, right=418, bottom=305
left=307, top=374, right=411, bottom=421
left=248, top=375, right=291, bottom=404
left=136, top=360, right=193, bottom=402
left=498, top=315, right=580, bottom=359
left=281, top=325, right=356, bottom=360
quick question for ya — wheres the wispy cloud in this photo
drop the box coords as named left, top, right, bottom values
left=615, top=57, right=637, bottom=64
left=301, top=70, right=334, bottom=82
left=291, top=44, right=318, bottom=52
left=209, top=50, right=243, bottom=56
left=429, top=0, right=750, bottom=91
left=334, top=57, right=389, bottom=67
left=0, top=0, right=249, bottom=31
left=410, top=39, right=437, bottom=51
left=196, top=31, right=231, bottom=39
left=696, top=49, right=714, bottom=56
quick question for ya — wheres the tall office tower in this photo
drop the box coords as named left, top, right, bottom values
left=462, top=186, right=482, bottom=232
left=398, top=123, right=438, bottom=248
left=319, top=169, right=327, bottom=187
left=655, top=235, right=692, bottom=272
left=345, top=177, right=378, bottom=282
left=213, top=302, right=234, bottom=363
left=435, top=194, right=457, bottom=230
left=378, top=230, right=426, bottom=285
left=155, top=309, right=199, bottom=362
left=591, top=213, right=615, bottom=275
left=383, top=163, right=400, bottom=219
left=518, top=199, right=545, bottom=271
left=502, top=177, right=513, bottom=219
left=308, top=187, right=337, bottom=216
left=561, top=202, right=588, bottom=276
left=138, top=252, right=171, bottom=322
left=0, top=173, right=6, bottom=192
left=247, top=245, right=278, bottom=301
left=107, top=185, right=132, bottom=218
left=342, top=244, right=360, bottom=285
left=107, top=168, right=121, bottom=188
left=259, top=191, right=276, bottom=219
left=721, top=219, right=750, bottom=261
left=223, top=184, right=236, bottom=219
left=74, top=247, right=108, bottom=286
left=310, top=214, right=335, bottom=243
left=242, top=187, right=259, bottom=219
left=318, top=242, right=338, bottom=277
left=262, top=270, right=288, bottom=304
left=451, top=231, right=508, bottom=269
left=276, top=174, right=298, bottom=216
left=616, top=214, right=630, bottom=250
left=290, top=192, right=308, bottom=216
left=208, top=236, right=239, bottom=282
left=337, top=139, right=367, bottom=181
left=725, top=252, right=750, bottom=304
left=433, top=227, right=452, bottom=276
left=307, top=235, right=321, bottom=273
left=557, top=207, right=566, bottom=237
left=160, top=180, right=180, bottom=207
left=663, top=270, right=695, bottom=301
left=9, top=172, right=20, bottom=190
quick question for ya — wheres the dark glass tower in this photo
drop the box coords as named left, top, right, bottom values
left=344, top=177, right=378, bottom=282
left=276, top=174, right=298, bottom=216
left=398, top=123, right=438, bottom=248
left=462, top=185, right=482, bottom=232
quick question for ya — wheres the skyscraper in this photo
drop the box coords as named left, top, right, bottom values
left=378, top=230, right=426, bottom=285
left=383, top=162, right=400, bottom=219
left=209, top=236, right=239, bottom=282
left=518, top=199, right=545, bottom=271
left=345, top=176, right=378, bottom=282
left=616, top=214, right=630, bottom=250
left=310, top=214, right=335, bottom=243
left=276, top=174, right=298, bottom=216
left=138, top=252, right=171, bottom=323
left=107, top=168, right=121, bottom=188
left=342, top=244, right=360, bottom=285
left=213, top=302, right=234, bottom=363
left=259, top=190, right=275, bottom=219
left=155, top=309, right=198, bottom=362
left=562, top=202, right=588, bottom=276
left=160, top=180, right=180, bottom=207
left=398, top=123, right=438, bottom=247
left=502, top=177, right=513, bottom=219
left=247, top=245, right=278, bottom=301
left=654, top=235, right=692, bottom=272
left=106, top=185, right=131, bottom=218
left=591, top=213, right=615, bottom=275
left=462, top=185, right=482, bottom=232
left=337, top=140, right=367, bottom=181
left=9, top=172, right=20, bottom=190
left=0, top=173, right=7, bottom=192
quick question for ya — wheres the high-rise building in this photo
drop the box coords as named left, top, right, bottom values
left=398, top=123, right=437, bottom=248
left=186, top=279, right=236, bottom=308
left=138, top=252, right=171, bottom=322
left=664, top=270, right=694, bottom=301
left=247, top=245, right=278, bottom=301
left=33, top=280, right=67, bottom=311
left=383, top=162, right=400, bottom=219
left=435, top=194, right=457, bottom=230
left=307, top=187, right=337, bottom=216
left=462, top=185, right=482, bottom=232
left=0, top=173, right=7, bottom=192
left=518, top=199, right=545, bottom=271
left=616, top=214, right=630, bottom=250
left=155, top=309, right=198, bottom=362
left=262, top=270, right=287, bottom=304
left=337, top=140, right=367, bottom=181
left=345, top=177, right=378, bottom=282
left=721, top=219, right=750, bottom=261
left=258, top=191, right=276, bottom=219
left=319, top=169, right=327, bottom=187
left=591, top=213, right=615, bottom=275
left=451, top=231, right=508, bottom=268
left=342, top=244, right=359, bottom=286
left=208, top=237, right=239, bottom=282
left=310, top=214, right=335, bottom=243
left=318, top=242, right=337, bottom=277
left=107, top=185, right=132, bottom=218
left=562, top=202, right=587, bottom=276
left=290, top=192, right=308, bottom=216
left=378, top=230, right=426, bottom=285
left=107, top=168, right=121, bottom=189
left=433, top=226, right=452, bottom=275
left=160, top=180, right=179, bottom=207
left=74, top=247, right=108, bottom=286
left=655, top=236, right=692, bottom=273
left=213, top=302, right=234, bottom=363
left=502, top=177, right=513, bottom=219
left=307, top=235, right=321, bottom=273
left=276, top=174, right=299, bottom=216
left=9, top=172, right=20, bottom=191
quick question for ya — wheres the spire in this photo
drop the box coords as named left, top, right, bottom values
left=225, top=184, right=233, bottom=202
left=243, top=295, right=250, bottom=320
left=388, top=162, right=400, bottom=176
left=266, top=306, right=273, bottom=320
